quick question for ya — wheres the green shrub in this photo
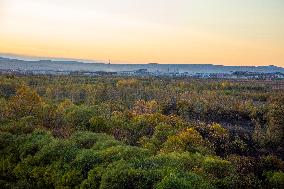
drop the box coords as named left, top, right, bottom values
left=265, top=171, right=284, bottom=189
left=89, top=116, right=111, bottom=133
left=100, top=161, right=155, bottom=189
left=155, top=172, right=214, bottom=189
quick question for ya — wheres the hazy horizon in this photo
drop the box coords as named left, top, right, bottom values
left=1, top=53, right=284, bottom=69
left=1, top=0, right=284, bottom=66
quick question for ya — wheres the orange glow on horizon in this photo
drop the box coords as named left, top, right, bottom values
left=1, top=0, right=284, bottom=66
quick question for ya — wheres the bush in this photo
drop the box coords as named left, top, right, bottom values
left=66, top=106, right=95, bottom=130
left=162, top=128, right=211, bottom=154
left=80, top=166, right=105, bottom=189
left=265, top=171, right=284, bottom=189
left=89, top=116, right=110, bottom=133
left=203, top=156, right=236, bottom=188
left=18, top=129, right=54, bottom=159
left=70, top=131, right=100, bottom=149
left=155, top=172, right=214, bottom=189
left=100, top=161, right=155, bottom=189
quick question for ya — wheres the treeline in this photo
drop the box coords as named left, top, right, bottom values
left=0, top=75, right=283, bottom=188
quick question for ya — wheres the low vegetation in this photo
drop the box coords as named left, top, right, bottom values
left=0, top=75, right=283, bottom=188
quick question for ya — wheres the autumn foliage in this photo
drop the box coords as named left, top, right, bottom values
left=0, top=75, right=283, bottom=188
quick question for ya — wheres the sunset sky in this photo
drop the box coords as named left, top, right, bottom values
left=0, top=0, right=284, bottom=66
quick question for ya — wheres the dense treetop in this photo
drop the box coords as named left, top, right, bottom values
left=0, top=75, right=283, bottom=188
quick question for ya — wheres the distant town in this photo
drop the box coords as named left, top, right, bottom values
left=0, top=57, right=284, bottom=80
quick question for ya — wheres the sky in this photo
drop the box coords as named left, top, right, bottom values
left=0, top=0, right=284, bottom=66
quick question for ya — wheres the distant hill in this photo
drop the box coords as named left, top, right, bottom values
left=0, top=57, right=283, bottom=74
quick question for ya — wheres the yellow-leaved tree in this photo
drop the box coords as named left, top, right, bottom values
left=8, top=85, right=45, bottom=119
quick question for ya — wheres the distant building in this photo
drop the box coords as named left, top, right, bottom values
left=135, top=69, right=148, bottom=74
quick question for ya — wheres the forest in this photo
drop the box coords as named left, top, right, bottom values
left=0, top=75, right=283, bottom=189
